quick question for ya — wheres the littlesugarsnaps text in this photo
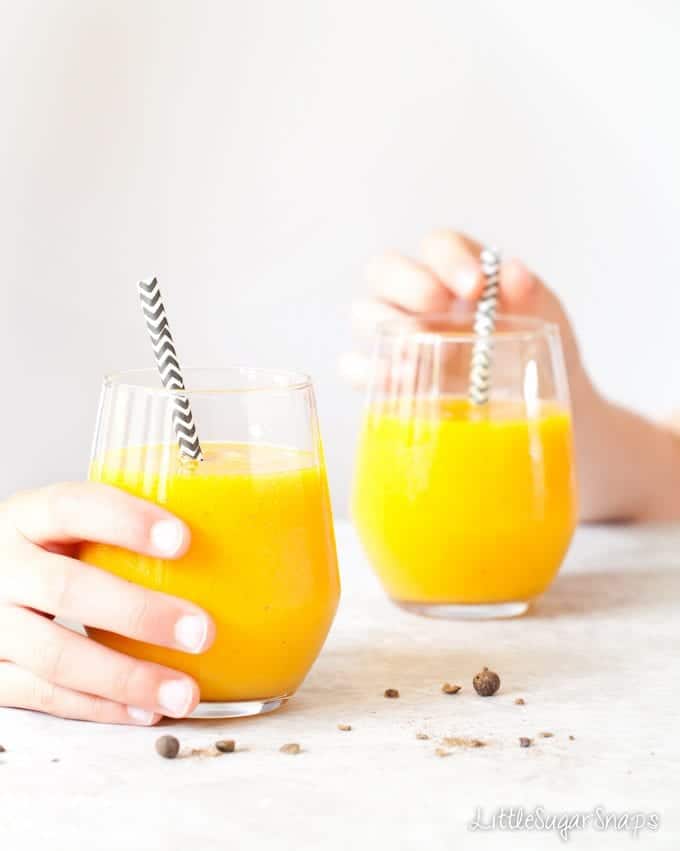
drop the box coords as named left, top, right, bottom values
left=468, top=806, right=660, bottom=842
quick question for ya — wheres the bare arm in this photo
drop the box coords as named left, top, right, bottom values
left=573, top=376, right=680, bottom=522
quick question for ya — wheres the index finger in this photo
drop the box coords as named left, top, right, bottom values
left=420, top=230, right=485, bottom=300
left=6, top=482, right=190, bottom=559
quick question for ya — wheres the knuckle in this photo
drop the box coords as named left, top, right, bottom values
left=82, top=693, right=113, bottom=723
left=110, top=659, right=146, bottom=704
left=43, top=562, right=77, bottom=614
left=125, top=592, right=154, bottom=639
left=33, top=679, right=58, bottom=713
left=43, top=482, right=79, bottom=535
left=422, top=228, right=470, bottom=260
left=423, top=227, right=453, bottom=250
left=34, top=638, right=67, bottom=683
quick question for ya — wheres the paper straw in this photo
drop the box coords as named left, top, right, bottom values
left=138, top=278, right=204, bottom=461
left=468, top=247, right=501, bottom=406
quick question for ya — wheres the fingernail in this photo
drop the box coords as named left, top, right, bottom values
left=456, top=264, right=479, bottom=299
left=174, top=614, right=209, bottom=654
left=158, top=679, right=194, bottom=717
left=150, top=519, right=185, bottom=557
left=127, top=706, right=156, bottom=725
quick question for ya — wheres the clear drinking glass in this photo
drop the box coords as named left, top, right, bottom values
left=351, top=315, right=577, bottom=619
left=80, top=367, right=340, bottom=718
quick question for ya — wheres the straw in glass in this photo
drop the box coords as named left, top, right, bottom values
left=138, top=278, right=204, bottom=461
left=468, top=247, right=501, bottom=406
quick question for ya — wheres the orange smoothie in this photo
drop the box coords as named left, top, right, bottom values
left=352, top=398, right=576, bottom=604
left=81, top=442, right=340, bottom=702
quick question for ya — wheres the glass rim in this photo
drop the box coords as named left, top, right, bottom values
left=103, top=366, right=313, bottom=396
left=375, top=312, right=559, bottom=343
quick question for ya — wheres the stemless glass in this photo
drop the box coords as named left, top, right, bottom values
left=79, top=367, right=340, bottom=718
left=351, top=315, right=577, bottom=619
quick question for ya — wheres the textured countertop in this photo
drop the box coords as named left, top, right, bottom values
left=1, top=521, right=679, bottom=850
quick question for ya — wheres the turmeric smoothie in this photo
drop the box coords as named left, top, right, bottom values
left=81, top=442, right=340, bottom=702
left=352, top=398, right=576, bottom=605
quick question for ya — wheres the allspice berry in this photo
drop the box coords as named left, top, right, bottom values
left=473, top=667, right=500, bottom=697
left=155, top=735, right=180, bottom=759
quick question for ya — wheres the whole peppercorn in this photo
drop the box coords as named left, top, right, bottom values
left=473, top=667, right=501, bottom=697
left=155, top=735, right=180, bottom=759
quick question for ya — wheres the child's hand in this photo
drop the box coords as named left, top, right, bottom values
left=345, top=229, right=590, bottom=400
left=0, top=483, right=215, bottom=724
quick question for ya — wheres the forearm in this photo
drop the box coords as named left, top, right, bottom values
left=573, top=380, right=680, bottom=523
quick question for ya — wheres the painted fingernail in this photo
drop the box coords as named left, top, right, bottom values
left=158, top=679, right=194, bottom=717
left=174, top=614, right=209, bottom=654
left=127, top=706, right=156, bottom=725
left=150, top=519, right=185, bottom=557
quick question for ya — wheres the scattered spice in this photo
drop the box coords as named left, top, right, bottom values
left=473, top=667, right=501, bottom=697
left=435, top=747, right=451, bottom=758
left=0, top=745, right=5, bottom=753
left=189, top=747, right=215, bottom=758
left=337, top=724, right=352, bottom=732
left=280, top=743, right=301, bottom=755
left=384, top=688, right=400, bottom=699
left=155, top=735, right=180, bottom=760
left=442, top=737, right=486, bottom=749
left=441, top=683, right=461, bottom=695
left=569, top=735, right=575, bottom=741
left=416, top=732, right=430, bottom=741
left=539, top=732, right=554, bottom=738
left=51, top=758, right=60, bottom=763
left=519, top=737, right=532, bottom=748
left=215, top=739, right=235, bottom=753
left=514, top=698, right=525, bottom=706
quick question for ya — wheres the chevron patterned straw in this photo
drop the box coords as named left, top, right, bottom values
left=468, top=247, right=502, bottom=406
left=138, top=278, right=204, bottom=461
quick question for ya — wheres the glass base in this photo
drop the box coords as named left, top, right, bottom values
left=188, top=696, right=288, bottom=719
left=394, top=600, right=529, bottom=620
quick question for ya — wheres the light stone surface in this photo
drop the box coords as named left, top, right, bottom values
left=1, top=521, right=679, bottom=850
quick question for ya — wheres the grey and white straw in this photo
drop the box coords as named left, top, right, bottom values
left=468, top=247, right=502, bottom=406
left=138, top=278, right=204, bottom=461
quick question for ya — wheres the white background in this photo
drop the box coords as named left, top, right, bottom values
left=2, top=0, right=679, bottom=515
